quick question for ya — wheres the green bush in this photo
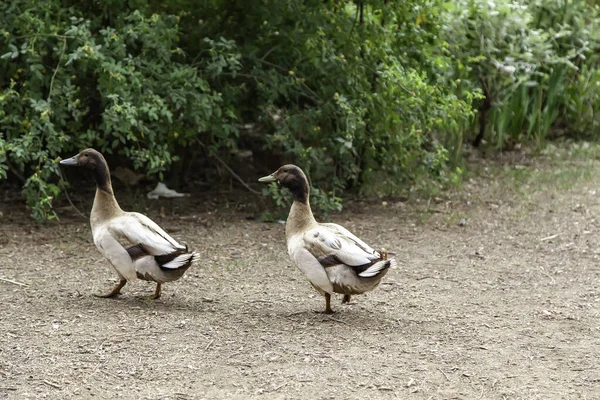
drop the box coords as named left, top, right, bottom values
left=192, top=0, right=474, bottom=197
left=0, top=0, right=238, bottom=219
left=442, top=0, right=600, bottom=148
left=2, top=0, right=600, bottom=220
left=529, top=0, right=600, bottom=139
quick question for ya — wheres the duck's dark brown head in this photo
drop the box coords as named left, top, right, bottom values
left=259, top=164, right=310, bottom=203
left=60, top=148, right=112, bottom=193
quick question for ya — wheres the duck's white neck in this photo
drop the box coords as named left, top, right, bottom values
left=285, top=200, right=318, bottom=239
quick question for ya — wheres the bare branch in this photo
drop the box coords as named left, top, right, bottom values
left=195, top=138, right=262, bottom=196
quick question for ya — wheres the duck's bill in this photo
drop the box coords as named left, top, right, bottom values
left=258, top=173, right=277, bottom=183
left=59, top=155, right=79, bottom=166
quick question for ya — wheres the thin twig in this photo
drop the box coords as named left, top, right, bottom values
left=437, top=368, right=450, bottom=381
left=398, top=82, right=415, bottom=96
left=325, top=317, right=348, bottom=325
left=0, top=277, right=28, bottom=287
left=359, top=1, right=364, bottom=24
left=195, top=138, right=262, bottom=196
left=416, top=275, right=434, bottom=281
left=47, top=38, right=67, bottom=104
left=260, top=46, right=279, bottom=62
left=246, top=299, right=273, bottom=304
left=62, top=188, right=87, bottom=220
left=271, top=383, right=287, bottom=392
left=43, top=380, right=61, bottom=389
left=299, top=82, right=322, bottom=102
left=58, top=168, right=87, bottom=220
left=205, top=339, right=214, bottom=351
left=15, top=34, right=75, bottom=39
left=253, top=57, right=322, bottom=103
left=256, top=58, right=287, bottom=72
left=5, top=160, right=25, bottom=184
left=540, top=233, right=560, bottom=242
left=99, top=369, right=119, bottom=379
left=539, top=267, right=556, bottom=284
left=220, top=72, right=260, bottom=82
left=287, top=311, right=307, bottom=317
left=348, top=2, right=361, bottom=38
left=415, top=275, right=461, bottom=284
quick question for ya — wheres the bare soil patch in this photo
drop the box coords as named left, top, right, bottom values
left=1, top=148, right=600, bottom=399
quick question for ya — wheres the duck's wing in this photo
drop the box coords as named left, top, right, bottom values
left=93, top=225, right=138, bottom=282
left=304, top=224, right=380, bottom=268
left=107, top=212, right=186, bottom=256
left=319, top=223, right=378, bottom=256
left=288, top=235, right=334, bottom=294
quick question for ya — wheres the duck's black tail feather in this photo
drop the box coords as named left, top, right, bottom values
left=358, top=258, right=395, bottom=278
left=156, top=251, right=199, bottom=270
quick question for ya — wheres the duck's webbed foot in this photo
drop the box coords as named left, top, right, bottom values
left=313, top=293, right=335, bottom=314
left=341, top=295, right=352, bottom=304
left=142, top=282, right=162, bottom=300
left=380, top=248, right=388, bottom=260
left=94, top=279, right=127, bottom=298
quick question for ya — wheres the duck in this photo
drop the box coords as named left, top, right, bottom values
left=60, top=148, right=199, bottom=299
left=259, top=165, right=396, bottom=313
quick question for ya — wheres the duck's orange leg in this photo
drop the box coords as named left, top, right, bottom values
left=94, top=278, right=126, bottom=298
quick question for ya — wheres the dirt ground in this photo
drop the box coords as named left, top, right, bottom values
left=1, top=147, right=600, bottom=399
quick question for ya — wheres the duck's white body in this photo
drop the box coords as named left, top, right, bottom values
left=287, top=222, right=394, bottom=297
left=91, top=210, right=196, bottom=284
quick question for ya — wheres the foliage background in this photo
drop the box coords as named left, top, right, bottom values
left=1, top=0, right=600, bottom=219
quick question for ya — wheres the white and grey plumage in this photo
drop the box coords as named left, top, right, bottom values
left=60, top=148, right=198, bottom=299
left=259, top=164, right=396, bottom=313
